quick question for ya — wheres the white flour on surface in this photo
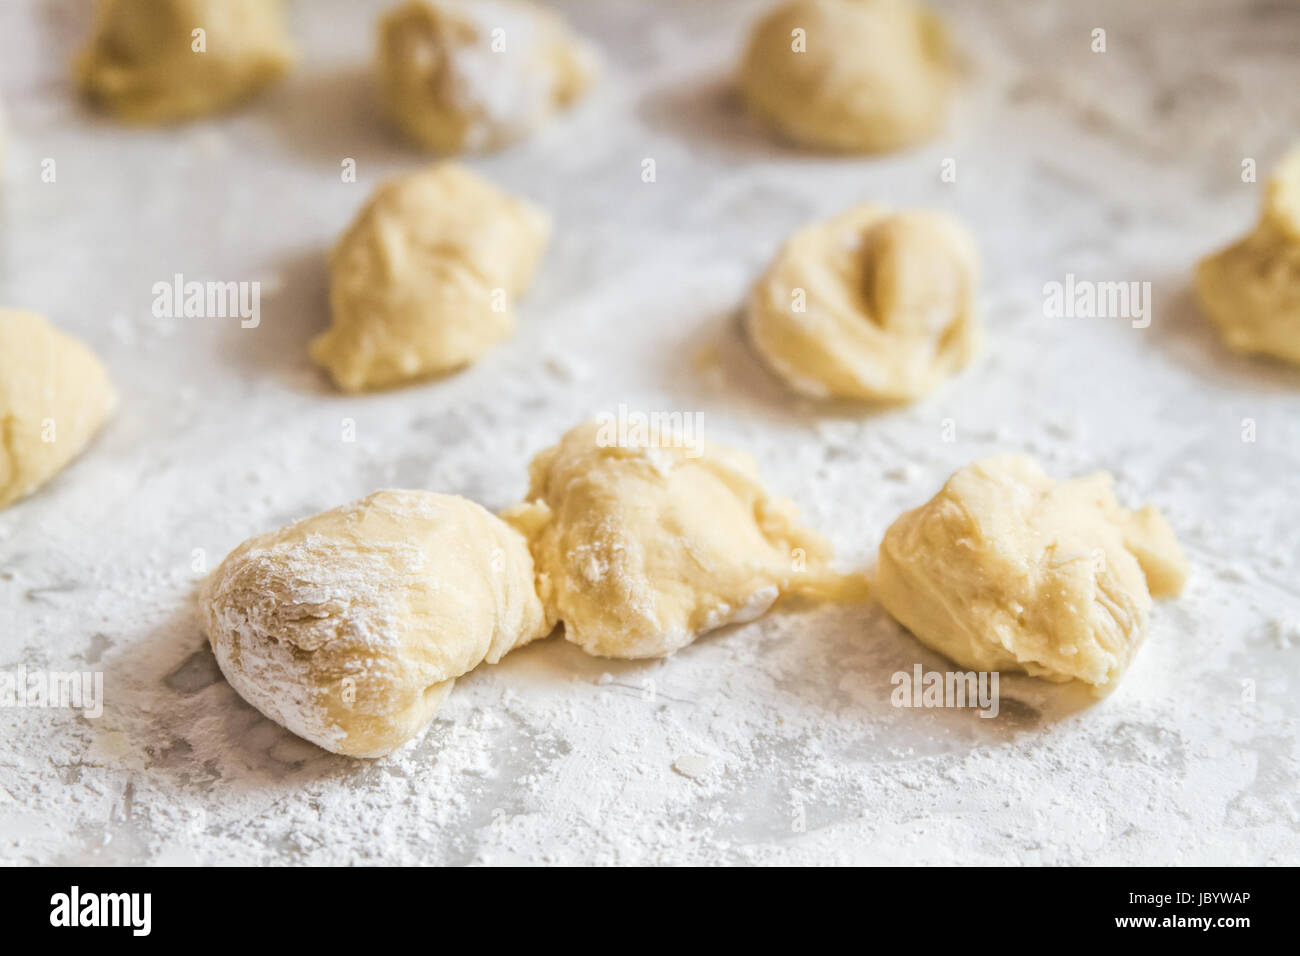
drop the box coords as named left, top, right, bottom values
left=0, top=0, right=1297, bottom=865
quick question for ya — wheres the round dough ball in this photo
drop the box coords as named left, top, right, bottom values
left=738, top=0, right=951, bottom=153
left=310, top=163, right=551, bottom=391
left=1196, top=146, right=1300, bottom=365
left=0, top=310, right=114, bottom=510
left=201, top=490, right=551, bottom=757
left=503, top=421, right=839, bottom=659
left=876, top=455, right=1188, bottom=692
left=746, top=203, right=980, bottom=402
left=377, top=0, right=597, bottom=154
left=77, top=0, right=294, bottom=123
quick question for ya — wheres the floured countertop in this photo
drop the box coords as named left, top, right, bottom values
left=1, top=0, right=1298, bottom=865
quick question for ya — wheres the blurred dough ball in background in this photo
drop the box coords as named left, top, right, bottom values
left=377, top=0, right=598, bottom=154
left=0, top=310, right=115, bottom=511
left=311, top=163, right=551, bottom=392
left=76, top=0, right=294, bottom=123
left=1196, top=146, right=1300, bottom=366
left=746, top=204, right=980, bottom=403
left=738, top=0, right=951, bottom=153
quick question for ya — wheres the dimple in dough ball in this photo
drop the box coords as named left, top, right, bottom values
left=377, top=0, right=597, bottom=154
left=310, top=163, right=551, bottom=392
left=1196, top=146, right=1300, bottom=365
left=76, top=0, right=294, bottom=124
left=746, top=203, right=980, bottom=402
left=200, top=490, right=551, bottom=758
left=502, top=421, right=845, bottom=660
left=875, top=455, right=1188, bottom=692
left=0, top=310, right=114, bottom=510
left=738, top=0, right=951, bottom=153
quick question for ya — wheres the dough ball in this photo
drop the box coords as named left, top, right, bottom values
left=738, top=0, right=951, bottom=153
left=310, top=163, right=551, bottom=391
left=1196, top=146, right=1300, bottom=365
left=0, top=310, right=114, bottom=510
left=201, top=490, right=551, bottom=757
left=876, top=455, right=1188, bottom=692
left=377, top=0, right=597, bottom=154
left=77, top=0, right=294, bottom=123
left=503, top=421, right=839, bottom=659
left=746, top=203, right=980, bottom=402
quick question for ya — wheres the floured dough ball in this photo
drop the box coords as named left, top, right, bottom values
left=201, top=490, right=551, bottom=757
left=503, top=421, right=843, bottom=659
left=746, top=203, right=980, bottom=402
left=876, top=455, right=1188, bottom=692
left=738, top=0, right=951, bottom=153
left=1196, top=147, right=1300, bottom=365
left=310, top=163, right=550, bottom=391
left=377, top=0, right=597, bottom=154
left=77, top=0, right=294, bottom=123
left=0, top=310, right=114, bottom=510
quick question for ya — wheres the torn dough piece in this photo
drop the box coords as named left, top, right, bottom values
left=738, top=0, right=951, bottom=153
left=746, top=203, right=980, bottom=402
left=1196, top=146, right=1300, bottom=365
left=377, top=0, right=597, bottom=154
left=0, top=310, right=114, bottom=510
left=201, top=490, right=552, bottom=757
left=77, top=0, right=294, bottom=124
left=503, top=421, right=845, bottom=659
left=310, top=163, right=551, bottom=391
left=876, top=455, right=1188, bottom=692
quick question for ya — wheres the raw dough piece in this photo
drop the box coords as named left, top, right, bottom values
left=0, top=310, right=114, bottom=510
left=737, top=0, right=951, bottom=153
left=746, top=203, right=980, bottom=402
left=77, top=0, right=294, bottom=124
left=310, top=163, right=551, bottom=391
left=377, top=0, right=597, bottom=154
left=1196, top=147, right=1300, bottom=365
left=201, top=490, right=551, bottom=757
left=876, top=455, right=1188, bottom=692
left=503, top=421, right=844, bottom=659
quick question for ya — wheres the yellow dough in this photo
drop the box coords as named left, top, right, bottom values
left=1196, top=147, right=1300, bottom=365
left=310, top=163, right=551, bottom=391
left=737, top=0, right=951, bottom=153
left=0, top=310, right=114, bottom=510
left=503, top=422, right=844, bottom=659
left=201, top=490, right=552, bottom=757
left=876, top=455, right=1188, bottom=692
left=76, top=0, right=294, bottom=123
left=746, top=203, right=980, bottom=402
left=377, top=0, right=597, bottom=154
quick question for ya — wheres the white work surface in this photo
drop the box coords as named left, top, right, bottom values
left=1, top=0, right=1298, bottom=865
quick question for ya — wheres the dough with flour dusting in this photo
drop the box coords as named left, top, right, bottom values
left=738, top=0, right=951, bottom=153
left=503, top=421, right=848, bottom=659
left=377, top=0, right=597, bottom=154
left=310, top=163, right=551, bottom=391
left=1196, top=146, right=1300, bottom=365
left=876, top=455, right=1187, bottom=692
left=77, top=0, right=293, bottom=123
left=746, top=203, right=980, bottom=402
left=0, top=309, right=115, bottom=510
left=200, top=490, right=551, bottom=757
